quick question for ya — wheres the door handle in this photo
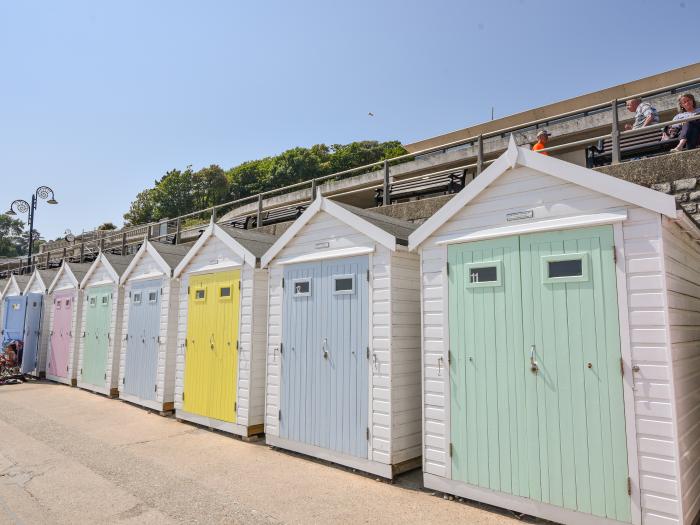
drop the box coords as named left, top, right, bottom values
left=530, top=345, right=539, bottom=373
left=210, top=334, right=215, bottom=350
left=322, top=338, right=328, bottom=359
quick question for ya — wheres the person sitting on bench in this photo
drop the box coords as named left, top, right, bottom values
left=624, top=97, right=659, bottom=130
left=669, top=93, right=700, bottom=152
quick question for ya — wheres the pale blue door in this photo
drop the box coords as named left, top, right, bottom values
left=124, top=279, right=161, bottom=401
left=3, top=296, right=27, bottom=369
left=22, top=293, right=44, bottom=374
left=281, top=256, right=369, bottom=458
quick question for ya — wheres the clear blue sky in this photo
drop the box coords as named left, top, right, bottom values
left=0, top=0, right=697, bottom=240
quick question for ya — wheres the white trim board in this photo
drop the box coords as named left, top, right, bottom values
left=436, top=209, right=628, bottom=246
left=408, top=135, right=677, bottom=250
left=266, top=434, right=394, bottom=479
left=173, top=221, right=256, bottom=277
left=261, top=194, right=397, bottom=268
left=274, top=246, right=375, bottom=265
left=175, top=409, right=251, bottom=438
left=424, top=474, right=629, bottom=525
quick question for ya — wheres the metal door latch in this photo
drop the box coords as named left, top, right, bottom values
left=322, top=338, right=328, bottom=359
left=530, top=345, right=539, bottom=373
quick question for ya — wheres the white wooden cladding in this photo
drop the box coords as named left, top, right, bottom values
left=264, top=211, right=422, bottom=469
left=46, top=269, right=83, bottom=385
left=77, top=260, right=125, bottom=395
left=662, top=219, right=700, bottom=525
left=173, top=234, right=267, bottom=432
left=417, top=165, right=692, bottom=524
left=118, top=249, right=180, bottom=409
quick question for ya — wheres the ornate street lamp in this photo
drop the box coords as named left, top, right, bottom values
left=5, top=185, right=58, bottom=267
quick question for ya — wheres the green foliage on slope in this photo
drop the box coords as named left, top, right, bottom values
left=123, top=140, right=406, bottom=225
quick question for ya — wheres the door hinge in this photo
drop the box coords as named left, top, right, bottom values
left=182, top=391, right=185, bottom=401
left=446, top=263, right=450, bottom=276
left=366, top=427, right=370, bottom=440
left=620, top=358, right=625, bottom=376
left=278, top=409, right=281, bottom=420
left=154, top=384, right=157, bottom=392
left=238, top=281, right=241, bottom=290
left=234, top=402, right=237, bottom=412
left=80, top=368, right=83, bottom=375
left=104, top=372, right=107, bottom=380
left=447, top=350, right=452, bottom=365
left=279, top=342, right=283, bottom=354
left=281, top=278, right=285, bottom=289
left=449, top=442, right=453, bottom=457
left=627, top=477, right=632, bottom=495
left=187, top=286, right=190, bottom=294
left=185, top=338, right=188, bottom=348
left=122, top=377, right=125, bottom=384
left=236, top=340, right=239, bottom=350
left=613, top=246, right=618, bottom=263
left=366, top=269, right=370, bottom=282
left=160, top=288, right=163, bottom=296
left=366, top=346, right=370, bottom=359
left=129, top=291, right=131, bottom=298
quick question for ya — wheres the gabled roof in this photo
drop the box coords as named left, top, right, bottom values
left=120, top=239, right=192, bottom=284
left=80, top=252, right=136, bottom=288
left=47, top=262, right=93, bottom=294
left=408, top=136, right=678, bottom=250
left=3, top=274, right=30, bottom=297
left=173, top=221, right=277, bottom=277
left=261, top=194, right=417, bottom=268
left=23, top=268, right=59, bottom=294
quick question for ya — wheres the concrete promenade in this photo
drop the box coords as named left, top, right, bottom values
left=0, top=381, right=528, bottom=524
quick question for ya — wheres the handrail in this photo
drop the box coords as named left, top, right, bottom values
left=4, top=76, right=700, bottom=276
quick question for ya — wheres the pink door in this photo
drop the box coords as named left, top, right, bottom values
left=48, top=292, right=73, bottom=378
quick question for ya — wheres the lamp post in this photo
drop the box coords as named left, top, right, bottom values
left=5, top=186, right=58, bottom=268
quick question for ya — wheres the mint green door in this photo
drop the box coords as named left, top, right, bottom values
left=448, top=225, right=631, bottom=523
left=82, top=286, right=112, bottom=388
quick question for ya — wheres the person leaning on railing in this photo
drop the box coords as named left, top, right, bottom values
left=624, top=97, right=659, bottom=130
left=665, top=93, right=700, bottom=152
left=532, top=129, right=551, bottom=155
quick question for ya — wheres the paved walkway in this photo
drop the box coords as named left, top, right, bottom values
left=0, top=381, right=530, bottom=524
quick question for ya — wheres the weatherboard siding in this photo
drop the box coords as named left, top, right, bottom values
left=174, top=233, right=263, bottom=431
left=662, top=219, right=700, bottom=525
left=418, top=166, right=682, bottom=524
left=264, top=210, right=421, bottom=469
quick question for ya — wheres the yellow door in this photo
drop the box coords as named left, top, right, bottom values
left=183, top=270, right=240, bottom=422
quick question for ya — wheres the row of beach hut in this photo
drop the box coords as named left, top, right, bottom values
left=2, top=142, right=699, bottom=525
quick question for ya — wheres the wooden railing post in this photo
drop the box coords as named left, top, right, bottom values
left=382, top=160, right=390, bottom=206
left=211, top=207, right=217, bottom=222
left=311, top=178, right=317, bottom=201
left=121, top=232, right=127, bottom=254
left=257, top=194, right=263, bottom=228
left=611, top=99, right=620, bottom=165
left=79, top=243, right=85, bottom=263
left=476, top=135, right=484, bottom=175
left=175, top=218, right=181, bottom=245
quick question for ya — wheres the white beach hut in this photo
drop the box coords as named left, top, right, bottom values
left=77, top=253, right=134, bottom=397
left=22, top=268, right=59, bottom=377
left=117, top=240, right=191, bottom=413
left=260, top=195, right=422, bottom=478
left=173, top=223, right=276, bottom=438
left=45, top=262, right=93, bottom=386
left=408, top=137, right=700, bottom=525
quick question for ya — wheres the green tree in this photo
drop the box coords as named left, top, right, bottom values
left=97, top=222, right=117, bottom=230
left=123, top=140, right=407, bottom=225
left=0, top=215, right=25, bottom=257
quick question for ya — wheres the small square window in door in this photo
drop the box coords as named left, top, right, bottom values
left=464, top=261, right=502, bottom=288
left=292, top=278, right=311, bottom=297
left=332, top=275, right=355, bottom=295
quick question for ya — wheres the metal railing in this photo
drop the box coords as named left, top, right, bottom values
left=2, top=76, right=699, bottom=277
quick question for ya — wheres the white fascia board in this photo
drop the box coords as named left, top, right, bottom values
left=173, top=222, right=214, bottom=277
left=518, top=147, right=677, bottom=218
left=80, top=254, right=119, bottom=289
left=408, top=154, right=510, bottom=250
left=23, top=271, right=41, bottom=295
left=260, top=195, right=323, bottom=268
left=668, top=209, right=700, bottom=242
left=212, top=223, right=257, bottom=268
left=321, top=198, right=397, bottom=252
left=436, top=209, right=629, bottom=246
left=48, top=264, right=78, bottom=294
left=273, top=246, right=375, bottom=266
left=120, top=240, right=171, bottom=285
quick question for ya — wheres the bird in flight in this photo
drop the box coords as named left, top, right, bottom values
left=368, top=112, right=374, bottom=117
